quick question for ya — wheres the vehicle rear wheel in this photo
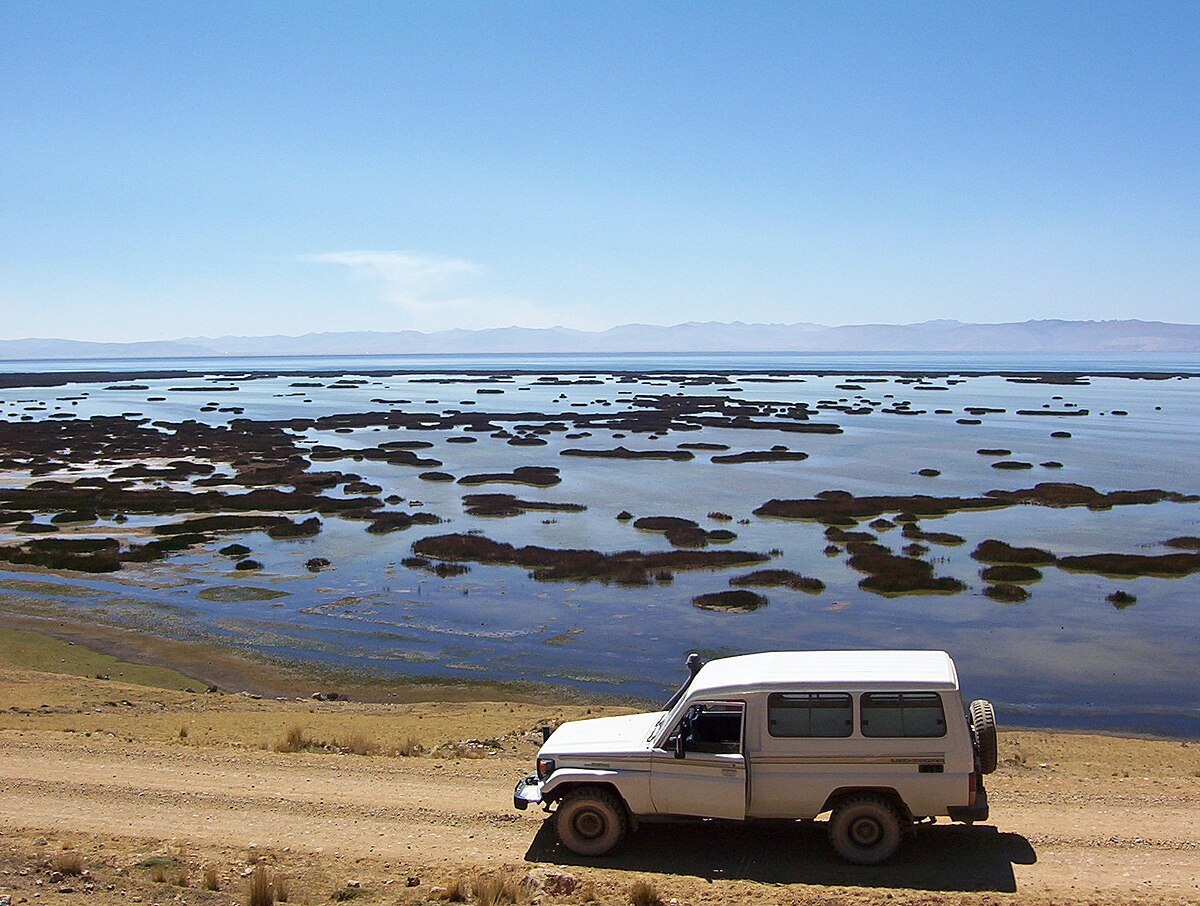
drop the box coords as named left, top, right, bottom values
left=554, top=787, right=628, bottom=856
left=970, top=699, right=998, bottom=774
left=828, top=795, right=903, bottom=865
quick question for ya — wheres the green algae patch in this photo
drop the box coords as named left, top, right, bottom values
left=198, top=585, right=291, bottom=603
left=0, top=578, right=102, bottom=598
left=0, top=627, right=201, bottom=691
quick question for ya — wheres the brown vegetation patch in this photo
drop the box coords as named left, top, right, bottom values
left=1057, top=551, right=1200, bottom=578
left=754, top=490, right=1004, bottom=521
left=846, top=550, right=966, bottom=596
left=980, top=565, right=1043, bottom=584
left=632, top=515, right=735, bottom=548
left=824, top=527, right=876, bottom=543
left=457, top=467, right=561, bottom=487
left=122, top=533, right=211, bottom=563
left=366, top=512, right=444, bottom=535
left=1107, top=590, right=1137, bottom=609
left=461, top=494, right=586, bottom=518
left=900, top=523, right=965, bottom=545
left=0, top=537, right=122, bottom=572
left=1164, top=536, right=1200, bottom=550
left=984, top=583, right=1030, bottom=603
left=154, top=514, right=321, bottom=539
left=49, top=509, right=98, bottom=524
left=729, top=569, right=824, bottom=593
left=710, top=449, right=808, bottom=464
left=692, top=589, right=767, bottom=612
left=983, top=482, right=1199, bottom=509
left=560, top=446, right=694, bottom=461
left=411, top=533, right=769, bottom=585
left=971, top=540, right=1057, bottom=565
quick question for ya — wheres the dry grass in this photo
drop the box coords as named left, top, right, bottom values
left=331, top=885, right=363, bottom=901
left=179, top=724, right=189, bottom=739
left=203, top=865, right=220, bottom=891
left=275, top=724, right=426, bottom=758
left=274, top=725, right=312, bottom=753
left=471, top=870, right=527, bottom=906
left=274, top=873, right=290, bottom=903
left=341, top=732, right=379, bottom=756
left=247, top=864, right=274, bottom=906
left=442, top=875, right=469, bottom=902
left=629, top=879, right=664, bottom=906
left=52, top=851, right=83, bottom=876
left=174, top=866, right=191, bottom=887
left=150, top=863, right=166, bottom=883
left=395, top=736, right=424, bottom=756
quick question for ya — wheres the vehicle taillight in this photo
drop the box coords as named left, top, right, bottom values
left=968, top=771, right=977, bottom=807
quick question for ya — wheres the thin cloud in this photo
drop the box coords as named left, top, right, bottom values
left=302, top=250, right=479, bottom=302
left=302, top=249, right=568, bottom=331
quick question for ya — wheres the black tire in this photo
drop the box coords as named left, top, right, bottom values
left=828, top=795, right=904, bottom=865
left=554, top=787, right=628, bottom=856
left=970, top=699, right=998, bottom=774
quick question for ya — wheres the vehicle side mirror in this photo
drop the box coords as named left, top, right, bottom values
left=674, top=732, right=685, bottom=760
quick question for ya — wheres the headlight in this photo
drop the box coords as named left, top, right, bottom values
left=536, top=757, right=555, bottom=780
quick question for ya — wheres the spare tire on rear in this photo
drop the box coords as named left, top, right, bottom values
left=969, top=699, right=998, bottom=774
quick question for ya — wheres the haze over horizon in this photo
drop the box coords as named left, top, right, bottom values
left=2, top=3, right=1198, bottom=342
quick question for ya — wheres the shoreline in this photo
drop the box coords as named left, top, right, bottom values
left=0, top=610, right=645, bottom=707
left=1, top=365, right=1198, bottom=389
left=2, top=610, right=1194, bottom=743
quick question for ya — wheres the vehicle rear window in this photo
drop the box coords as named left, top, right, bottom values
left=767, top=693, right=853, bottom=737
left=860, top=692, right=946, bottom=737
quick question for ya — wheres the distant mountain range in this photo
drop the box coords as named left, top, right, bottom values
left=1, top=319, right=1198, bottom=360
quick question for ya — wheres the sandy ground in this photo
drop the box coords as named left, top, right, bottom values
left=1, top=645, right=1199, bottom=905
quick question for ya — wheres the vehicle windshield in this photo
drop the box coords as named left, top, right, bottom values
left=645, top=710, right=671, bottom=743
left=647, top=653, right=703, bottom=742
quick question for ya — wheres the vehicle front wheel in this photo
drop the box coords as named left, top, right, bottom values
left=554, top=787, right=628, bottom=856
left=828, top=795, right=904, bottom=864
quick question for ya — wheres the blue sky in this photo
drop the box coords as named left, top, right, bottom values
left=1, top=1, right=1197, bottom=341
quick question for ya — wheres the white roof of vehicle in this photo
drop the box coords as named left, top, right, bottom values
left=686, top=650, right=960, bottom=696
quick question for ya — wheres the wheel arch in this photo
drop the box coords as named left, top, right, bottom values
left=821, top=787, right=913, bottom=823
left=543, top=778, right=629, bottom=811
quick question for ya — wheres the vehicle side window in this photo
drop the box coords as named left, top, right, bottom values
left=767, top=693, right=853, bottom=737
left=860, top=692, right=946, bottom=737
left=678, top=701, right=743, bottom=754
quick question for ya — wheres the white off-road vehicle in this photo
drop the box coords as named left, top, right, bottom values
left=515, top=650, right=996, bottom=864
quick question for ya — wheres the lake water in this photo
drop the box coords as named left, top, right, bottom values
left=1, top=353, right=1197, bottom=735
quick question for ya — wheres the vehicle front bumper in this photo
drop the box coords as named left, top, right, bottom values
left=513, top=775, right=543, bottom=810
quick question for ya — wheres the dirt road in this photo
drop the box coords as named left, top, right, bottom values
left=2, top=721, right=1199, bottom=906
